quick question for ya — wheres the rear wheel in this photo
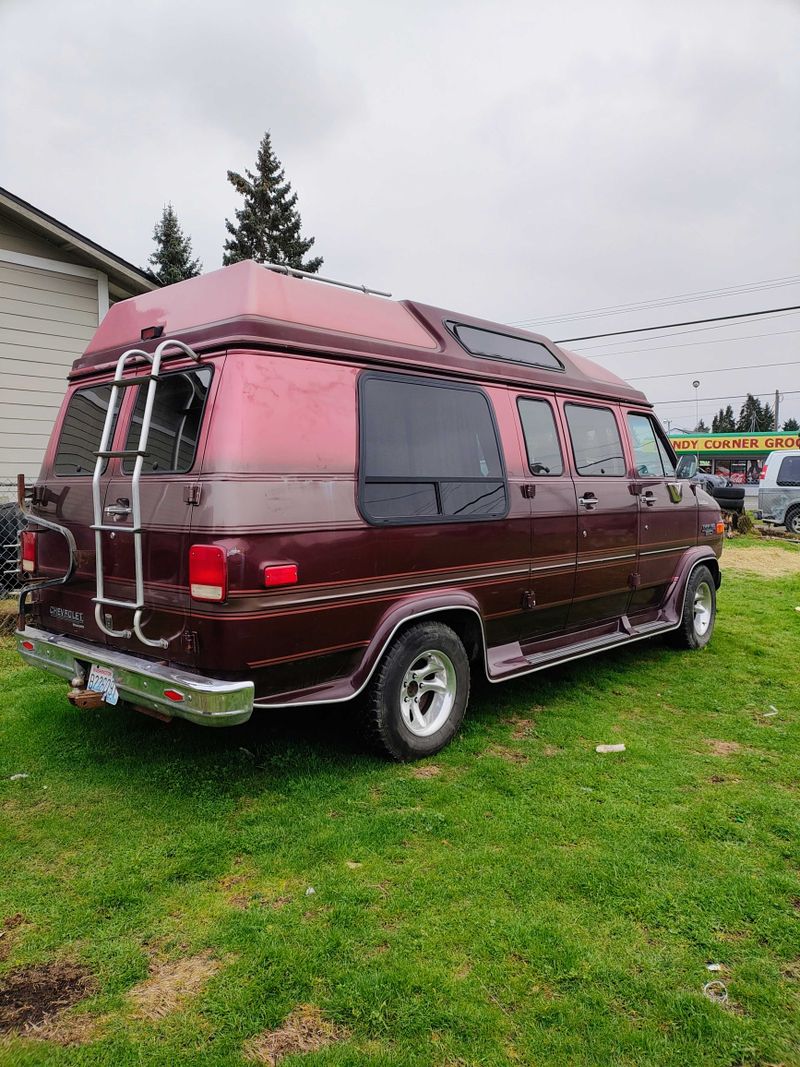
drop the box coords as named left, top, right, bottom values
left=785, top=506, right=800, bottom=535
left=669, top=565, right=716, bottom=649
left=358, top=621, right=470, bottom=760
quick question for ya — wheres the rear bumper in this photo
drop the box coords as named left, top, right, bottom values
left=15, top=626, right=254, bottom=727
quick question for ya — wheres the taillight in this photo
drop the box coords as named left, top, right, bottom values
left=759, top=464, right=767, bottom=481
left=264, top=563, right=298, bottom=587
left=189, top=545, right=227, bottom=602
left=21, top=530, right=37, bottom=573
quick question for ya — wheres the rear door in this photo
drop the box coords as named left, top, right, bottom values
left=100, top=360, right=217, bottom=663
left=561, top=400, right=639, bottom=628
left=624, top=410, right=698, bottom=611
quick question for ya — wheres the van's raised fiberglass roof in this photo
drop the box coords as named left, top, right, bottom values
left=75, top=260, right=648, bottom=405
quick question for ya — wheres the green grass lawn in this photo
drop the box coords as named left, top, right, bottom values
left=1, top=546, right=799, bottom=1066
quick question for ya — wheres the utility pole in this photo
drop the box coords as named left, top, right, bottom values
left=774, top=389, right=780, bottom=431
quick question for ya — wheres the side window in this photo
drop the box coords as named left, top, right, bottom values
left=564, top=403, right=626, bottom=477
left=359, top=374, right=507, bottom=522
left=54, top=384, right=120, bottom=476
left=777, top=456, right=800, bottom=486
left=517, top=398, right=564, bottom=475
left=627, top=413, right=677, bottom=478
left=122, top=367, right=213, bottom=474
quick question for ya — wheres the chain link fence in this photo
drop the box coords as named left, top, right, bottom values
left=1, top=483, right=24, bottom=633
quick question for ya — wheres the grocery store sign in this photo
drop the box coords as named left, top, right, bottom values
left=670, top=433, right=800, bottom=454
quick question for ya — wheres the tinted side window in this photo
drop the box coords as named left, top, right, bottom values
left=448, top=323, right=564, bottom=370
left=54, top=384, right=120, bottom=476
left=360, top=375, right=507, bottom=522
left=777, top=456, right=800, bottom=486
left=627, top=413, right=676, bottom=477
left=122, top=368, right=213, bottom=474
left=565, top=404, right=626, bottom=477
left=518, top=398, right=564, bottom=475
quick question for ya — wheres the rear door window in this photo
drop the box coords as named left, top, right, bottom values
left=54, top=384, right=120, bottom=476
left=517, top=398, right=564, bottom=475
left=777, top=456, right=800, bottom=485
left=122, top=367, right=213, bottom=474
left=565, top=403, right=626, bottom=477
left=359, top=373, right=507, bottom=523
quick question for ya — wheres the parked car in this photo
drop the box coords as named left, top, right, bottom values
left=16, top=261, right=724, bottom=759
left=757, top=450, right=800, bottom=533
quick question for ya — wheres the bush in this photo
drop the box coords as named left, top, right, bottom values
left=736, top=510, right=754, bottom=535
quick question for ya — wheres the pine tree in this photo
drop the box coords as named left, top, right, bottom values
left=695, top=418, right=709, bottom=433
left=737, top=394, right=766, bottom=432
left=148, top=204, right=201, bottom=284
left=223, top=132, right=322, bottom=272
left=711, top=405, right=735, bottom=432
left=783, top=417, right=799, bottom=431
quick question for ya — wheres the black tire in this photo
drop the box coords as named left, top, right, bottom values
left=357, top=621, right=470, bottom=761
left=785, top=506, right=800, bottom=536
left=669, top=564, right=716, bottom=650
left=713, top=487, right=745, bottom=502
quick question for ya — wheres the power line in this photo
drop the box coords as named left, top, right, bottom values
left=510, top=273, right=800, bottom=329
left=630, top=358, right=800, bottom=382
left=654, top=389, right=800, bottom=407
left=575, top=311, right=800, bottom=353
left=581, top=326, right=800, bottom=360
left=555, top=305, right=800, bottom=343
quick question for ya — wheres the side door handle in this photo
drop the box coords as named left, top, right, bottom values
left=105, top=498, right=131, bottom=517
left=639, top=489, right=657, bottom=507
left=578, top=493, right=598, bottom=510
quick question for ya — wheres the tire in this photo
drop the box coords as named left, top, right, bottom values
left=357, top=621, right=470, bottom=760
left=713, top=487, right=745, bottom=502
left=785, top=506, right=800, bottom=535
left=669, top=565, right=716, bottom=650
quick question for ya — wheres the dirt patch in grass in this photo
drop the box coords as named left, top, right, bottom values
left=781, top=959, right=800, bottom=980
left=128, top=952, right=221, bottom=1020
left=245, top=1004, right=349, bottom=1065
left=542, top=745, right=563, bottom=757
left=486, top=745, right=529, bottom=764
left=723, top=544, right=800, bottom=578
left=705, top=739, right=743, bottom=756
left=410, top=765, right=441, bottom=779
left=0, top=962, right=96, bottom=1035
left=504, top=716, right=535, bottom=740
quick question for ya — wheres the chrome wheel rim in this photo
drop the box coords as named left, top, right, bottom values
left=693, top=581, right=713, bottom=636
left=400, top=649, right=457, bottom=737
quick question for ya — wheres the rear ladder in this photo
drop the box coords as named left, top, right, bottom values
left=91, top=339, right=203, bottom=649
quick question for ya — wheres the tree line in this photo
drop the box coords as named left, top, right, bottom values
left=695, top=398, right=798, bottom=434
left=147, top=131, right=321, bottom=285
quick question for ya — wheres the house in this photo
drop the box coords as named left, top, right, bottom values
left=0, top=187, right=159, bottom=496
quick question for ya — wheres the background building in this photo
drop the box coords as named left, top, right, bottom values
left=669, top=430, right=800, bottom=499
left=0, top=187, right=158, bottom=496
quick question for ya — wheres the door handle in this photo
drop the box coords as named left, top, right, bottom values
left=639, top=490, right=657, bottom=507
left=105, top=500, right=131, bottom=517
left=578, top=493, right=598, bottom=510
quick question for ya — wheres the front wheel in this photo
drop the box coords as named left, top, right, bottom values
left=669, top=564, right=717, bottom=650
left=358, top=621, right=470, bottom=760
left=785, top=506, right=800, bottom=535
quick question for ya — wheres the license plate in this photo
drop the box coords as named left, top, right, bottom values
left=86, top=664, right=119, bottom=706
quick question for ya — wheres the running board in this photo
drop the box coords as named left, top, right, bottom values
left=488, top=616, right=677, bottom=680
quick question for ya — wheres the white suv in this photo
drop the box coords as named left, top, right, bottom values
left=758, top=450, right=800, bottom=534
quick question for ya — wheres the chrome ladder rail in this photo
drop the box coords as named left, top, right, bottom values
left=91, top=338, right=203, bottom=649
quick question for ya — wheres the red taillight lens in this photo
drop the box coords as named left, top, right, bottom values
left=163, top=688, right=184, bottom=703
left=759, top=464, right=768, bottom=481
left=189, top=545, right=227, bottom=602
left=21, top=530, right=37, bottom=573
left=264, top=563, right=298, bottom=587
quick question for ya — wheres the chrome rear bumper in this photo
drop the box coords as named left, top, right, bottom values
left=15, top=626, right=253, bottom=727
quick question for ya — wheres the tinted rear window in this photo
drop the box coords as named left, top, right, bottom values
left=54, top=384, right=120, bottom=476
left=777, top=456, right=800, bottom=486
left=122, top=367, right=212, bottom=474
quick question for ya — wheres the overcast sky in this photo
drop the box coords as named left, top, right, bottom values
left=1, top=0, right=798, bottom=427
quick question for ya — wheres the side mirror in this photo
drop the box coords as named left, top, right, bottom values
left=676, top=454, right=698, bottom=480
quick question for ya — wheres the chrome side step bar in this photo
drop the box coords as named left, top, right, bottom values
left=91, top=338, right=203, bottom=649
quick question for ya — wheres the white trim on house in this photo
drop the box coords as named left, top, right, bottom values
left=0, top=249, right=110, bottom=322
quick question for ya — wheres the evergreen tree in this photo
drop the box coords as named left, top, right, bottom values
left=223, top=132, right=322, bottom=272
left=695, top=418, right=709, bottom=433
left=148, top=204, right=201, bottom=284
left=737, top=394, right=767, bottom=432
left=762, top=401, right=775, bottom=431
left=783, top=417, right=799, bottom=431
left=711, top=405, right=735, bottom=432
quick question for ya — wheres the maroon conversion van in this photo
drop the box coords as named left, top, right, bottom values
left=16, top=261, right=724, bottom=759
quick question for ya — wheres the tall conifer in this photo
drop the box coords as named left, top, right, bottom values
left=148, top=204, right=201, bottom=284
